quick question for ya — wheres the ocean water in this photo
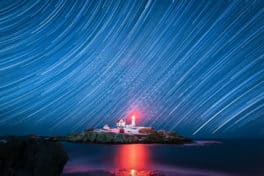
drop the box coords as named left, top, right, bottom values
left=63, top=140, right=264, bottom=176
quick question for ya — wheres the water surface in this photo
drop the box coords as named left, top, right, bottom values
left=63, top=140, right=264, bottom=176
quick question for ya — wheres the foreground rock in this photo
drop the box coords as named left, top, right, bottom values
left=0, top=136, right=68, bottom=176
left=48, top=129, right=192, bottom=144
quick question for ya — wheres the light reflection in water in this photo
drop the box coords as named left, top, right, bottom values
left=63, top=142, right=240, bottom=176
left=115, top=144, right=149, bottom=172
left=130, top=169, right=136, bottom=176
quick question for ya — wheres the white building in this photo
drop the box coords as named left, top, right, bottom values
left=103, top=124, right=110, bottom=130
left=131, top=115, right=136, bottom=127
left=116, top=119, right=126, bottom=128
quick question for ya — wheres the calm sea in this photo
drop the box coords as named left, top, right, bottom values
left=63, top=140, right=264, bottom=176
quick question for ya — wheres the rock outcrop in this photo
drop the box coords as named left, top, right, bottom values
left=48, top=129, right=192, bottom=144
left=0, top=136, right=68, bottom=176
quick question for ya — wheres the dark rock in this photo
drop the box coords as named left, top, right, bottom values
left=0, top=136, right=68, bottom=176
left=113, top=134, right=126, bottom=143
left=96, top=132, right=113, bottom=143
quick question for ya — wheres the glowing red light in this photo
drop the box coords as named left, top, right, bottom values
left=115, top=144, right=149, bottom=170
left=128, top=108, right=143, bottom=125
left=130, top=169, right=137, bottom=176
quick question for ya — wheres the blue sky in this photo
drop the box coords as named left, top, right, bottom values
left=0, top=0, right=263, bottom=138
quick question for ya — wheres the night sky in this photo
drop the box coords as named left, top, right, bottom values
left=0, top=0, right=263, bottom=138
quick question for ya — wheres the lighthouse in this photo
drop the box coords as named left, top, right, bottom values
left=102, top=112, right=152, bottom=134
left=131, top=115, right=136, bottom=127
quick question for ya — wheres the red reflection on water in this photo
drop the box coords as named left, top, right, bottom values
left=115, top=144, right=149, bottom=170
left=130, top=169, right=136, bottom=176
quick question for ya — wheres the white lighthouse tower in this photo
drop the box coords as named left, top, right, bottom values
left=131, top=115, right=136, bottom=127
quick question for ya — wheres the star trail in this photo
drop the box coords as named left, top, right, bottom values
left=0, top=0, right=263, bottom=138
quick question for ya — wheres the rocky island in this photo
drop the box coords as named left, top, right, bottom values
left=47, top=128, right=192, bottom=144
left=47, top=116, right=192, bottom=144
